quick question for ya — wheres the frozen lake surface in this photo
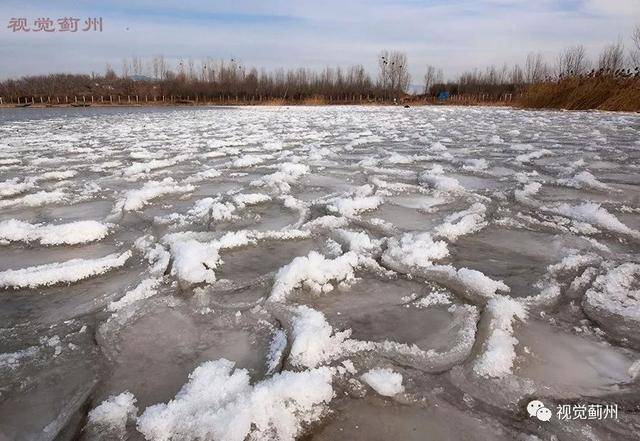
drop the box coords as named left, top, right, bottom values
left=0, top=105, right=639, bottom=440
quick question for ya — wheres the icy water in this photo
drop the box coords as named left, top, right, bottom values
left=0, top=105, right=639, bottom=441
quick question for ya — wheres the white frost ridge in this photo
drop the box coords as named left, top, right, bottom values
left=514, top=181, right=541, bottom=204
left=269, top=251, right=362, bottom=301
left=108, top=278, right=161, bottom=312
left=328, top=186, right=384, bottom=218
left=0, top=190, right=66, bottom=209
left=232, top=193, right=271, bottom=208
left=559, top=171, right=610, bottom=190
left=584, top=263, right=640, bottom=320
left=435, top=203, right=487, bottom=241
left=232, top=155, right=266, bottom=168
left=250, top=162, right=310, bottom=193
left=551, top=202, right=640, bottom=238
left=419, top=165, right=464, bottom=193
left=289, top=306, right=351, bottom=368
left=473, top=296, right=527, bottom=378
left=168, top=239, right=222, bottom=285
left=0, top=177, right=35, bottom=198
left=40, top=170, right=77, bottom=181
left=0, top=219, right=110, bottom=245
left=164, top=231, right=254, bottom=285
left=188, top=198, right=236, bottom=222
left=123, top=157, right=186, bottom=178
left=137, top=359, right=334, bottom=441
left=383, top=232, right=449, bottom=268
left=329, top=195, right=382, bottom=218
left=88, top=391, right=138, bottom=433
left=0, top=251, right=131, bottom=289
left=335, top=229, right=383, bottom=254
left=361, top=368, right=405, bottom=396
left=515, top=149, right=553, bottom=163
left=455, top=267, right=510, bottom=298
left=117, top=178, right=195, bottom=211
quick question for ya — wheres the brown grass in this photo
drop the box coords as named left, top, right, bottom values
left=519, top=77, right=640, bottom=112
left=300, top=95, right=329, bottom=105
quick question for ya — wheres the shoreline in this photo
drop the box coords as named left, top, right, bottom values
left=0, top=102, right=638, bottom=113
left=0, top=100, right=511, bottom=109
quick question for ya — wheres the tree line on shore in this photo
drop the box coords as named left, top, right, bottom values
left=427, top=29, right=639, bottom=101
left=1, top=25, right=638, bottom=109
left=0, top=53, right=408, bottom=104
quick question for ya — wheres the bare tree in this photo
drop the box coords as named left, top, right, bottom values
left=199, top=59, right=209, bottom=82
left=152, top=57, right=159, bottom=80
left=121, top=58, right=130, bottom=78
left=524, top=53, right=548, bottom=83
left=131, top=57, right=143, bottom=77
left=424, top=65, right=443, bottom=94
left=630, top=24, right=640, bottom=67
left=176, top=58, right=186, bottom=82
left=187, top=58, right=196, bottom=82
left=556, top=45, right=590, bottom=77
left=105, top=63, right=117, bottom=80
left=378, top=50, right=410, bottom=97
left=390, top=51, right=410, bottom=94
left=598, top=41, right=625, bottom=73
left=378, top=50, right=390, bottom=92
left=510, top=64, right=524, bottom=84
left=157, top=56, right=168, bottom=80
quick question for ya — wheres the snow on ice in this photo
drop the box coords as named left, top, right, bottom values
left=1, top=106, right=639, bottom=441
left=360, top=367, right=405, bottom=396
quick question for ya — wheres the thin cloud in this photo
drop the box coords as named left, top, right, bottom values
left=0, top=0, right=636, bottom=80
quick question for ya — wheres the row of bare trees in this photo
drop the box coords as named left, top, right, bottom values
left=424, top=25, right=640, bottom=99
left=1, top=25, right=639, bottom=104
left=0, top=50, right=411, bottom=102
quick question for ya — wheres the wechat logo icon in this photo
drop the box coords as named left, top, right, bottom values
left=527, top=400, right=552, bottom=422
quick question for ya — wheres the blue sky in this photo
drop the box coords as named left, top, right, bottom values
left=1, top=0, right=638, bottom=81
